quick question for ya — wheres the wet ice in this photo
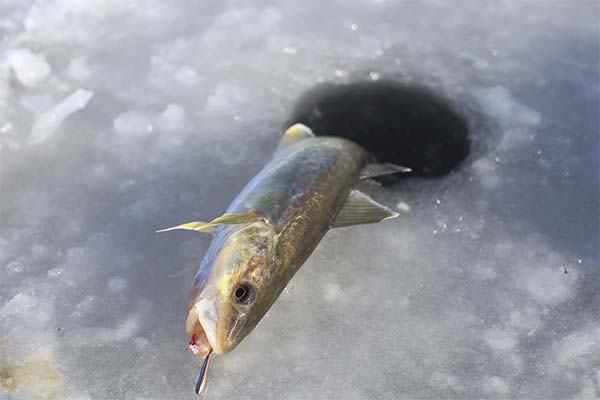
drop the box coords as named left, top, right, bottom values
left=0, top=1, right=598, bottom=400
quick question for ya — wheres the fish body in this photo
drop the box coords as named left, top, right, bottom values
left=158, top=124, right=409, bottom=394
left=190, top=135, right=367, bottom=353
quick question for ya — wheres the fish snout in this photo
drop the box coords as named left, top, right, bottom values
left=187, top=291, right=223, bottom=355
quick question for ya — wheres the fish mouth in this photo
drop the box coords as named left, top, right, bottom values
left=186, top=299, right=222, bottom=356
left=186, top=306, right=217, bottom=396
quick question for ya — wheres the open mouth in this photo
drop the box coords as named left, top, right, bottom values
left=186, top=304, right=218, bottom=395
left=186, top=307, right=213, bottom=358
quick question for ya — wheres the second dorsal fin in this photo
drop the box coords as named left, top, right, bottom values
left=276, top=123, right=315, bottom=151
left=331, top=190, right=399, bottom=228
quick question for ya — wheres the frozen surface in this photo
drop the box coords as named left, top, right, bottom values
left=0, top=1, right=598, bottom=399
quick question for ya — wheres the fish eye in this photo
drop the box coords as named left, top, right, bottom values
left=233, top=283, right=256, bottom=305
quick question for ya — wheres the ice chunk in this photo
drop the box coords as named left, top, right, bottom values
left=114, top=104, right=188, bottom=149
left=134, top=337, right=150, bottom=350
left=155, top=104, right=188, bottom=132
left=322, top=283, right=344, bottom=303
left=175, top=65, right=199, bottom=86
left=430, top=372, right=463, bottom=393
left=5, top=48, right=52, bottom=87
left=20, top=93, right=55, bottom=113
left=67, top=56, right=91, bottom=81
left=0, top=62, right=11, bottom=103
left=206, top=82, right=250, bottom=113
left=483, top=329, right=518, bottom=351
left=554, top=325, right=600, bottom=366
left=472, top=86, right=542, bottom=149
left=0, top=292, right=36, bottom=316
left=396, top=201, right=411, bottom=212
left=113, top=110, right=154, bottom=136
left=0, top=291, right=54, bottom=325
left=516, top=262, right=576, bottom=306
left=5, top=259, right=28, bottom=275
left=28, top=89, right=94, bottom=144
left=482, top=376, right=509, bottom=396
left=471, top=157, right=501, bottom=188
left=472, top=263, right=498, bottom=280
left=107, top=276, right=128, bottom=293
left=70, top=317, right=140, bottom=346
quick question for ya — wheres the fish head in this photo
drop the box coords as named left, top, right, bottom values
left=187, top=220, right=277, bottom=356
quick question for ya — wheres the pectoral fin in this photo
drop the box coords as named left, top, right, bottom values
left=332, top=190, right=399, bottom=228
left=277, top=123, right=315, bottom=151
left=359, top=163, right=411, bottom=180
left=156, top=210, right=267, bottom=233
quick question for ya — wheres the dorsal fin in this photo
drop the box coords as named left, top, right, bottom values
left=156, top=210, right=267, bottom=234
left=332, top=190, right=399, bottom=228
left=360, top=163, right=411, bottom=180
left=277, top=123, right=315, bottom=151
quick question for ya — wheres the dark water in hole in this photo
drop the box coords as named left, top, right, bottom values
left=287, top=81, right=470, bottom=182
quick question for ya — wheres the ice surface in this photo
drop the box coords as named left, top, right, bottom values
left=4, top=48, right=51, bottom=88
left=29, top=89, right=94, bottom=144
left=67, top=57, right=91, bottom=82
left=0, top=1, right=598, bottom=400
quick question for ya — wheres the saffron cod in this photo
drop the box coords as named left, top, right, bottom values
left=158, top=124, right=409, bottom=394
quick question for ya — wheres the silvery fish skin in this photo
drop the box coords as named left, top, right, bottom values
left=158, top=124, right=406, bottom=394
left=187, top=133, right=368, bottom=355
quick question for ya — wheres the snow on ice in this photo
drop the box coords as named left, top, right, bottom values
left=0, top=1, right=598, bottom=399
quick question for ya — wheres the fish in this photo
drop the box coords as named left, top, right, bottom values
left=157, top=124, right=410, bottom=394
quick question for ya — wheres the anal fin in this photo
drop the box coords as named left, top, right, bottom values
left=332, top=190, right=399, bottom=228
left=360, top=163, right=411, bottom=180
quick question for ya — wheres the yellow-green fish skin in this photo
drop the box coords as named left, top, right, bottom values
left=189, top=136, right=368, bottom=354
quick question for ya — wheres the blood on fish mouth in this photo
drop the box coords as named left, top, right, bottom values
left=195, top=349, right=213, bottom=395
left=187, top=308, right=214, bottom=395
left=189, top=331, right=214, bottom=395
left=188, top=323, right=212, bottom=358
